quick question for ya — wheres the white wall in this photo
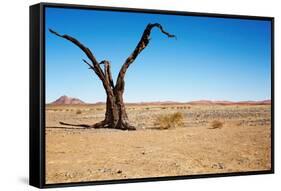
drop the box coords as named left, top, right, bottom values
left=0, top=0, right=279, bottom=190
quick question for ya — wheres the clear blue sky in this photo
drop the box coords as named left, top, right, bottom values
left=45, top=7, right=271, bottom=103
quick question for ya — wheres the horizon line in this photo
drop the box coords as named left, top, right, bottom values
left=47, top=96, right=271, bottom=105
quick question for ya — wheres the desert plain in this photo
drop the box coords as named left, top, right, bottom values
left=45, top=102, right=271, bottom=184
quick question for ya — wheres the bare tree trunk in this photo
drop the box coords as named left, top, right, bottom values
left=50, top=23, right=175, bottom=130
left=89, top=94, right=134, bottom=130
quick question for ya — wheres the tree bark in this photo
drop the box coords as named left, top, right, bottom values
left=50, top=23, right=175, bottom=130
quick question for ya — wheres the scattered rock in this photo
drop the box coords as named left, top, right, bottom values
left=212, top=163, right=225, bottom=169
left=117, top=170, right=122, bottom=174
left=98, top=168, right=112, bottom=173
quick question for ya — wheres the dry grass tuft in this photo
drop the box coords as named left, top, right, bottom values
left=154, top=112, right=184, bottom=129
left=210, top=120, right=223, bottom=129
left=76, top=109, right=82, bottom=114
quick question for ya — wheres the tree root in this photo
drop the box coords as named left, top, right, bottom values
left=59, top=120, right=136, bottom=131
left=59, top=121, right=92, bottom=128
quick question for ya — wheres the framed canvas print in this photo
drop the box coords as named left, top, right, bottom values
left=29, top=2, right=274, bottom=188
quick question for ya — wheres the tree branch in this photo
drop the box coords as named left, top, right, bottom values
left=49, top=29, right=105, bottom=81
left=101, top=60, right=114, bottom=89
left=83, top=59, right=95, bottom=70
left=115, top=23, right=175, bottom=90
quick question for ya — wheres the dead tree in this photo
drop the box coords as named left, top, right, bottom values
left=49, top=23, right=175, bottom=130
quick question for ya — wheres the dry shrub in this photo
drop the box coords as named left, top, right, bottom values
left=236, top=121, right=243, bottom=126
left=76, top=109, right=82, bottom=114
left=210, top=120, right=223, bottom=129
left=154, top=112, right=184, bottom=129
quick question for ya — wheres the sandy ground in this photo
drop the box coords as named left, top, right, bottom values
left=45, top=104, right=271, bottom=184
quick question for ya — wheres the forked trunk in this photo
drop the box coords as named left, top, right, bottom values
left=101, top=93, right=135, bottom=130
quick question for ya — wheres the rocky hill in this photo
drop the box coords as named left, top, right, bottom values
left=50, top=95, right=85, bottom=105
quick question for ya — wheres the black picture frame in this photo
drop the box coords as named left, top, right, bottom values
left=30, top=2, right=274, bottom=189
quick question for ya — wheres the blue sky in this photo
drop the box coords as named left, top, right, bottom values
left=45, top=7, right=271, bottom=103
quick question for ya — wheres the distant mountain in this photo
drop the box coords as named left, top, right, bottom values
left=137, top=101, right=180, bottom=105
left=48, top=97, right=271, bottom=105
left=187, top=100, right=271, bottom=105
left=235, top=100, right=271, bottom=105
left=124, top=100, right=271, bottom=106
left=187, top=100, right=214, bottom=105
left=50, top=95, right=85, bottom=105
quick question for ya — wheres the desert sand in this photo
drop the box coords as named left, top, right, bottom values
left=45, top=103, right=271, bottom=184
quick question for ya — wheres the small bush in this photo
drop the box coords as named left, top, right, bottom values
left=211, top=120, right=223, bottom=129
left=154, top=112, right=184, bottom=129
left=76, top=109, right=82, bottom=114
